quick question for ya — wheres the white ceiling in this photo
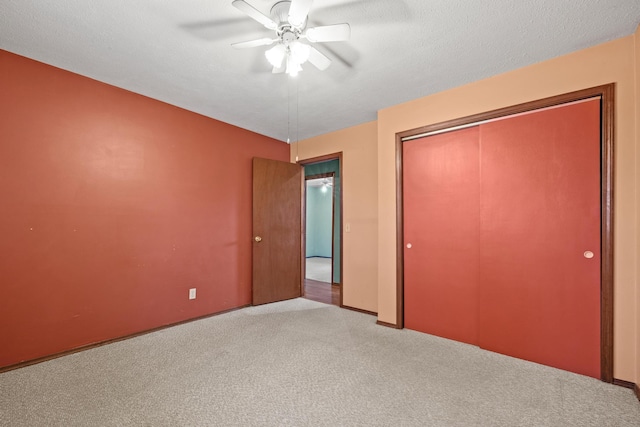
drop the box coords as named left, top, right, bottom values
left=1, top=1, right=639, bottom=142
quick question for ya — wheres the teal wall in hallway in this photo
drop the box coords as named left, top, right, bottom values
left=306, top=185, right=333, bottom=257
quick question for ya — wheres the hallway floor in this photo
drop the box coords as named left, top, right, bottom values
left=303, top=279, right=340, bottom=306
left=305, top=257, right=331, bottom=283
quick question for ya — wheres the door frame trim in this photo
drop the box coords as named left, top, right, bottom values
left=395, top=84, right=615, bottom=383
left=299, top=153, right=344, bottom=307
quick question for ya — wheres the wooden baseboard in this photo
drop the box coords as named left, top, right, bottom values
left=613, top=378, right=635, bottom=389
left=340, top=305, right=377, bottom=317
left=613, top=378, right=640, bottom=402
left=376, top=320, right=400, bottom=329
left=0, top=304, right=250, bottom=374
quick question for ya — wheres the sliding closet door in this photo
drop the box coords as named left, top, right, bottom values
left=478, top=100, right=601, bottom=378
left=404, top=127, right=480, bottom=345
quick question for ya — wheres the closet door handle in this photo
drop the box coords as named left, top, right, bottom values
left=583, top=251, right=594, bottom=259
left=254, top=236, right=262, bottom=243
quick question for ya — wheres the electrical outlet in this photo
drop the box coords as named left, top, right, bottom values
left=189, top=288, right=196, bottom=300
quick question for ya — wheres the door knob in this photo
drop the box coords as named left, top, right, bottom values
left=254, top=236, right=262, bottom=242
left=583, top=251, right=594, bottom=259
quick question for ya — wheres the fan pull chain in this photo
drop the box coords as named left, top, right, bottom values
left=295, top=78, right=299, bottom=162
left=287, top=77, right=291, bottom=146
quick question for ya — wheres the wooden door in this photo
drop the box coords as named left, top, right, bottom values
left=404, top=127, right=480, bottom=345
left=478, top=100, right=601, bottom=378
left=252, top=157, right=303, bottom=305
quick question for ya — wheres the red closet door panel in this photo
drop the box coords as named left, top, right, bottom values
left=404, top=127, right=480, bottom=345
left=478, top=100, right=601, bottom=378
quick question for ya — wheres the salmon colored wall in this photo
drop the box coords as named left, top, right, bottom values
left=292, top=122, right=378, bottom=313
left=377, top=36, right=638, bottom=382
left=0, top=50, right=289, bottom=368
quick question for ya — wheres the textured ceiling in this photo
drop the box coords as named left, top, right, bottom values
left=1, top=1, right=640, bottom=142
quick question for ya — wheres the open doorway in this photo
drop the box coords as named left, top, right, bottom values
left=299, top=155, right=342, bottom=306
left=305, top=174, right=334, bottom=282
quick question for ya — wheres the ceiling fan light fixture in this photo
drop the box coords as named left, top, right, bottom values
left=265, top=44, right=286, bottom=68
left=286, top=55, right=302, bottom=77
left=290, top=41, right=310, bottom=64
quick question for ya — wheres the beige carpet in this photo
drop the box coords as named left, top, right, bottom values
left=0, top=298, right=638, bottom=426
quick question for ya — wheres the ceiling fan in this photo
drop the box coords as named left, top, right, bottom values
left=231, top=0, right=351, bottom=76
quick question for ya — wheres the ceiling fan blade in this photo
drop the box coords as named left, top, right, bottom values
left=288, top=0, right=313, bottom=27
left=231, top=38, right=275, bottom=49
left=232, top=0, right=278, bottom=30
left=305, top=23, right=351, bottom=43
left=308, top=46, right=331, bottom=71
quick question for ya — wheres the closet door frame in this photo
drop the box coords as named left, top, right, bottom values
left=395, top=84, right=615, bottom=383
